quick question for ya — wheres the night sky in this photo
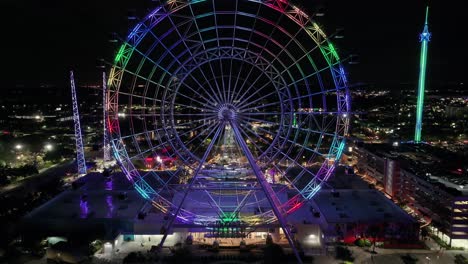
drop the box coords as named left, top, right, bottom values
left=1, top=0, right=466, bottom=88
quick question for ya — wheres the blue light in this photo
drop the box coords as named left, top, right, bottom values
left=135, top=184, right=150, bottom=200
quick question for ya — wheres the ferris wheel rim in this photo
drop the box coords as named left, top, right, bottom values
left=107, top=0, right=350, bottom=225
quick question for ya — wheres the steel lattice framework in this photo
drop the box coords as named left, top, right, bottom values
left=103, top=72, right=112, bottom=162
left=106, top=0, right=350, bottom=257
left=70, top=71, right=87, bottom=175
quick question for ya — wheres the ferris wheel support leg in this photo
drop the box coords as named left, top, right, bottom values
left=229, top=121, right=303, bottom=264
left=157, top=125, right=223, bottom=249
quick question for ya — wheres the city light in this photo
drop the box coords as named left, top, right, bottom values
left=3, top=1, right=467, bottom=262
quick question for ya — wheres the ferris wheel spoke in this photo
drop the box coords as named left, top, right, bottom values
left=228, top=2, right=263, bottom=104
left=121, top=41, right=172, bottom=76
left=229, top=52, right=248, bottom=104
left=230, top=189, right=256, bottom=218
left=264, top=25, right=305, bottom=71
left=187, top=5, right=224, bottom=103
left=217, top=57, right=228, bottom=103
left=182, top=121, right=219, bottom=150
left=251, top=7, right=286, bottom=66
left=231, top=67, right=270, bottom=107
left=236, top=77, right=282, bottom=108
left=230, top=64, right=261, bottom=105
left=159, top=124, right=222, bottom=247
left=242, top=123, right=324, bottom=170
left=201, top=189, right=226, bottom=218
left=166, top=116, right=217, bottom=129
left=253, top=125, right=280, bottom=138
left=177, top=81, right=219, bottom=110
left=240, top=124, right=274, bottom=147
left=277, top=135, right=324, bottom=157
left=165, top=17, right=223, bottom=105
left=286, top=60, right=344, bottom=88
left=272, top=146, right=318, bottom=178
left=231, top=9, right=292, bottom=105
left=112, top=64, right=168, bottom=91
left=189, top=65, right=224, bottom=104
left=164, top=8, right=194, bottom=58
left=236, top=86, right=283, bottom=111
left=115, top=90, right=163, bottom=103
left=146, top=29, right=186, bottom=69
left=211, top=0, right=227, bottom=103
left=169, top=112, right=216, bottom=117
left=171, top=100, right=217, bottom=113
left=239, top=100, right=282, bottom=113
left=184, top=4, right=226, bottom=104
left=231, top=12, right=287, bottom=104
left=176, top=120, right=218, bottom=139
left=291, top=117, right=337, bottom=137
left=187, top=3, right=207, bottom=51
left=184, top=123, right=218, bottom=146
left=227, top=57, right=234, bottom=106
left=186, top=71, right=223, bottom=105
left=241, top=112, right=284, bottom=116
left=204, top=57, right=225, bottom=104
left=238, top=115, right=278, bottom=127
left=118, top=129, right=163, bottom=141
left=126, top=138, right=172, bottom=161
left=171, top=89, right=218, bottom=111
left=236, top=125, right=269, bottom=161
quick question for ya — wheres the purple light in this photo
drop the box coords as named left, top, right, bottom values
left=80, top=200, right=89, bottom=218
left=105, top=178, right=113, bottom=191
left=106, top=195, right=114, bottom=218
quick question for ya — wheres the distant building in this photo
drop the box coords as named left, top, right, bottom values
left=22, top=170, right=420, bottom=256
left=311, top=189, right=419, bottom=246
left=352, top=143, right=468, bottom=248
left=445, top=105, right=468, bottom=119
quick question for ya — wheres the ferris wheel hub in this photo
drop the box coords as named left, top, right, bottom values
left=217, top=104, right=237, bottom=122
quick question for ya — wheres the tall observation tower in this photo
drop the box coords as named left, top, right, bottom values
left=414, top=6, right=431, bottom=143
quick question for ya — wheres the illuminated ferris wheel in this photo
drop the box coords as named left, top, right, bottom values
left=106, top=0, right=350, bottom=254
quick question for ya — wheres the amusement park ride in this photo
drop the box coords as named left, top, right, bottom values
left=73, top=0, right=351, bottom=262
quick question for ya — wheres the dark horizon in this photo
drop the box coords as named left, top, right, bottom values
left=1, top=0, right=467, bottom=87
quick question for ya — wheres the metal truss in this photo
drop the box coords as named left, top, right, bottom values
left=70, top=71, right=87, bottom=175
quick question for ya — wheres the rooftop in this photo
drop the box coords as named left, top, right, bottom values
left=359, top=143, right=468, bottom=194
left=312, top=189, right=417, bottom=224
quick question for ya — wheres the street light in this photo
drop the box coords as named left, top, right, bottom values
left=45, top=144, right=53, bottom=151
left=15, top=144, right=22, bottom=150
left=156, top=156, right=164, bottom=170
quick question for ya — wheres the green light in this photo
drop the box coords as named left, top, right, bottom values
left=293, top=113, right=297, bottom=127
left=414, top=7, right=430, bottom=143
left=328, top=43, right=341, bottom=61
left=415, top=42, right=427, bottom=142
left=220, top=212, right=239, bottom=224
left=115, top=44, right=127, bottom=63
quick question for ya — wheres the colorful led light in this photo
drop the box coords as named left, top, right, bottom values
left=414, top=7, right=431, bottom=143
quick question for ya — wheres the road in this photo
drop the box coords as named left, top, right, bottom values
left=0, top=160, right=74, bottom=197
